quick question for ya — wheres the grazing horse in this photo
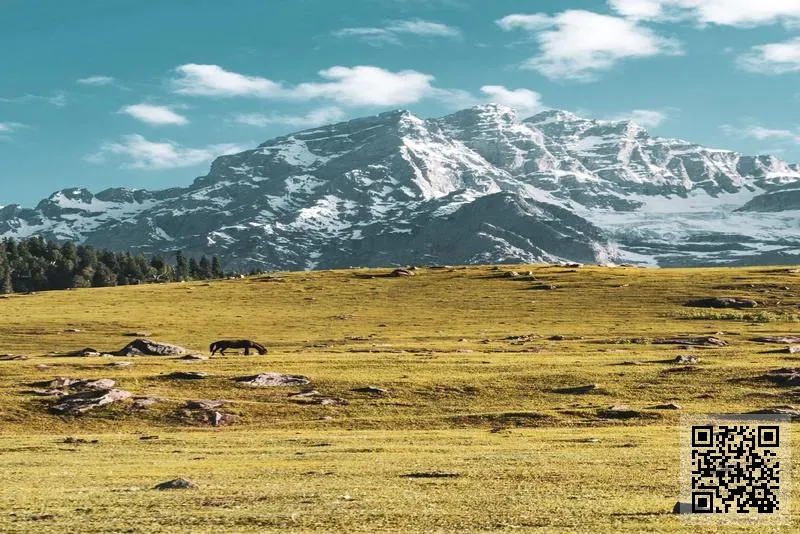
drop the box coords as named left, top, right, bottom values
left=210, top=339, right=267, bottom=356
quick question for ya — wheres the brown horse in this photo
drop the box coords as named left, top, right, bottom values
left=210, top=339, right=267, bottom=356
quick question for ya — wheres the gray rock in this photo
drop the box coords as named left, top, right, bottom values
left=185, top=400, right=229, bottom=410
left=51, top=389, right=132, bottom=414
left=651, top=403, right=682, bottom=410
left=686, top=297, right=758, bottom=309
left=351, top=386, right=389, bottom=396
left=234, top=373, right=310, bottom=387
left=654, top=336, right=727, bottom=347
left=0, top=354, right=29, bottom=361
left=673, top=355, right=700, bottom=364
left=753, top=336, right=800, bottom=344
left=178, top=354, right=209, bottom=361
left=154, top=478, right=196, bottom=490
left=115, top=339, right=186, bottom=356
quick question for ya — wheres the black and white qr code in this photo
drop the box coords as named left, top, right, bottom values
left=681, top=415, right=791, bottom=523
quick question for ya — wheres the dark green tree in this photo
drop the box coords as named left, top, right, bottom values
left=175, top=251, right=189, bottom=281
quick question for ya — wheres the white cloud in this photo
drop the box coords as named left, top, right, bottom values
left=121, top=104, right=189, bottom=126
left=609, top=0, right=800, bottom=27
left=606, top=109, right=668, bottom=127
left=172, top=64, right=284, bottom=97
left=172, top=64, right=462, bottom=107
left=497, top=10, right=682, bottom=81
left=292, top=66, right=437, bottom=106
left=386, top=19, right=461, bottom=38
left=334, top=19, right=460, bottom=46
left=479, top=86, right=545, bottom=116
left=332, top=28, right=401, bottom=46
left=0, top=92, right=66, bottom=107
left=722, top=124, right=800, bottom=144
left=76, top=75, right=116, bottom=86
left=87, top=134, right=249, bottom=170
left=0, top=122, right=25, bottom=133
left=737, top=37, right=800, bottom=74
left=234, top=107, right=346, bottom=128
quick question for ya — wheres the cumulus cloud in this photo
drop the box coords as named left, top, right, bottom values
left=172, top=64, right=284, bottom=97
left=609, top=0, right=800, bottom=27
left=121, top=104, right=189, bottom=126
left=479, top=86, right=545, bottom=116
left=497, top=10, right=682, bottom=81
left=606, top=109, right=668, bottom=127
left=171, top=64, right=450, bottom=107
left=334, top=19, right=460, bottom=46
left=87, top=134, right=249, bottom=170
left=76, top=75, right=116, bottom=86
left=234, top=107, right=346, bottom=128
left=737, top=37, right=800, bottom=74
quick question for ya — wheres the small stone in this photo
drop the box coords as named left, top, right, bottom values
left=673, top=355, right=700, bottom=364
left=178, top=354, right=209, bottom=361
left=552, top=384, right=599, bottom=394
left=154, top=478, right=196, bottom=490
left=788, top=346, right=800, bottom=354
left=390, top=269, right=415, bottom=277
left=234, top=373, right=310, bottom=387
left=185, top=400, right=229, bottom=410
left=651, top=403, right=682, bottom=410
left=108, top=361, right=134, bottom=368
left=351, top=386, right=389, bottom=395
left=0, top=354, right=29, bottom=361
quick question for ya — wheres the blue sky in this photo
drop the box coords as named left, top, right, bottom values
left=1, top=0, right=799, bottom=206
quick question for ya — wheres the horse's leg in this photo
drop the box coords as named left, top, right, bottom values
left=244, top=347, right=250, bottom=356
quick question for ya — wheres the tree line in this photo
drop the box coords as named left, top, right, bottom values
left=0, top=236, right=253, bottom=294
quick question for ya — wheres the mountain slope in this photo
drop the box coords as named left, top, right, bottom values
left=2, top=105, right=799, bottom=269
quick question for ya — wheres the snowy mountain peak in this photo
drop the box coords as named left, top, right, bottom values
left=2, top=106, right=799, bottom=269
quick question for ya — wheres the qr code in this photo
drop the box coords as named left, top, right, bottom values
left=680, top=414, right=792, bottom=524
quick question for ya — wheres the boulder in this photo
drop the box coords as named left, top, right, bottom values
left=0, top=354, right=29, bottom=361
left=672, top=355, right=700, bottom=364
left=115, top=339, right=186, bottom=356
left=753, top=336, right=800, bottom=344
left=154, top=478, right=196, bottom=490
left=653, top=336, right=727, bottom=347
left=108, top=361, right=134, bottom=368
left=651, top=403, right=682, bottom=410
left=51, top=388, right=132, bottom=415
left=755, top=368, right=800, bottom=387
left=234, top=373, right=310, bottom=387
left=790, top=346, right=800, bottom=354
left=351, top=386, right=389, bottom=396
left=390, top=269, right=415, bottom=277
left=62, top=348, right=101, bottom=357
left=686, top=297, right=758, bottom=309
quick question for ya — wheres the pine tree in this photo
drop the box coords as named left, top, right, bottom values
left=188, top=258, right=201, bottom=280
left=175, top=251, right=189, bottom=281
left=2, top=268, right=12, bottom=294
left=211, top=256, right=223, bottom=279
left=198, top=256, right=212, bottom=279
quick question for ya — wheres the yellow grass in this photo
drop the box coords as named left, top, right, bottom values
left=1, top=264, right=799, bottom=532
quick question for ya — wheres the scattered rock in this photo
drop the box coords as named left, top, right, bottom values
left=662, top=365, right=700, bottom=374
left=234, top=373, right=310, bottom=387
left=154, top=478, right=196, bottom=490
left=140, top=435, right=159, bottom=440
left=651, top=403, right=682, bottom=410
left=620, top=361, right=644, bottom=366
left=123, top=332, right=153, bottom=337
left=132, top=396, right=165, bottom=409
left=166, top=371, right=208, bottom=380
left=0, top=354, right=28, bottom=361
left=504, top=271, right=520, bottom=278
left=35, top=377, right=116, bottom=390
left=552, top=384, right=599, bottom=394
left=108, top=361, right=134, bottom=368
left=351, top=386, right=389, bottom=396
left=789, top=346, right=800, bottom=354
left=549, top=335, right=567, bottom=341
left=390, top=269, right=415, bottom=277
left=115, top=339, right=187, bottom=356
left=51, top=388, right=132, bottom=415
left=686, top=297, right=758, bottom=309
left=185, top=400, right=229, bottom=410
left=35, top=364, right=50, bottom=370
left=747, top=406, right=800, bottom=419
left=753, top=336, right=800, bottom=344
left=62, top=328, right=82, bottom=333
left=319, top=397, right=349, bottom=406
left=755, top=368, right=800, bottom=387
left=61, top=348, right=101, bottom=357
left=672, top=502, right=693, bottom=514
left=653, top=336, right=727, bottom=347
left=532, top=284, right=558, bottom=290
left=29, top=389, right=66, bottom=397
left=672, top=355, right=700, bottom=364
left=63, top=437, right=98, bottom=444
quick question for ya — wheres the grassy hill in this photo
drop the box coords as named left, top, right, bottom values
left=1, top=264, right=799, bottom=532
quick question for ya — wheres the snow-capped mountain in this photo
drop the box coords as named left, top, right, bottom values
left=2, top=105, right=799, bottom=269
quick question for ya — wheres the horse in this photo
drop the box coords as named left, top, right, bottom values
left=209, top=339, right=268, bottom=356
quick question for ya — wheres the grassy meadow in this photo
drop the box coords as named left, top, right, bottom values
left=1, top=264, right=800, bottom=532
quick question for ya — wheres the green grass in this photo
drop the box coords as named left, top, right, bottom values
left=1, top=264, right=800, bottom=532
